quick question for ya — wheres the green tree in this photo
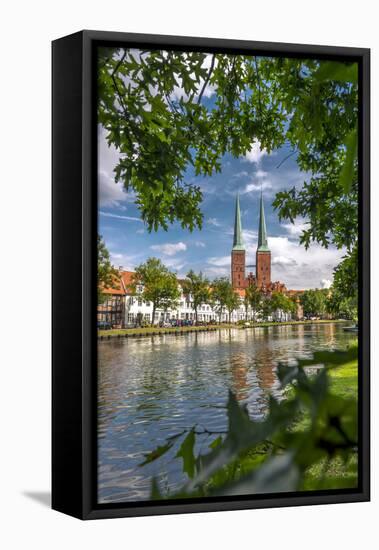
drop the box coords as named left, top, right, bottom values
left=243, top=288, right=251, bottom=321
left=97, top=235, right=119, bottom=304
left=99, top=50, right=358, bottom=306
left=211, top=278, right=237, bottom=323
left=324, top=246, right=357, bottom=322
left=225, top=288, right=241, bottom=324
left=269, top=291, right=296, bottom=321
left=182, top=270, right=210, bottom=324
left=99, top=50, right=357, bottom=236
left=129, top=258, right=180, bottom=325
left=326, top=290, right=357, bottom=322
left=245, top=284, right=263, bottom=322
left=300, top=289, right=327, bottom=319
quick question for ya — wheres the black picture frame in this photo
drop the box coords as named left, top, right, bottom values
left=52, top=30, right=370, bottom=520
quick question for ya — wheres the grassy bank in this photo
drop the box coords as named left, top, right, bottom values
left=98, top=319, right=347, bottom=338
left=98, top=325, right=220, bottom=338
left=206, top=352, right=358, bottom=493
left=301, top=356, right=358, bottom=490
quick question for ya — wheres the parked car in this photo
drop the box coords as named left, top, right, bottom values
left=98, top=320, right=112, bottom=330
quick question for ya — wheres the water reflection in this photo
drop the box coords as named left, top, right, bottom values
left=98, top=323, right=355, bottom=503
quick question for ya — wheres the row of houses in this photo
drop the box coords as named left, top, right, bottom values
left=97, top=270, right=300, bottom=328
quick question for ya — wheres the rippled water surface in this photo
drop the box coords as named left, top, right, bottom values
left=98, top=323, right=355, bottom=503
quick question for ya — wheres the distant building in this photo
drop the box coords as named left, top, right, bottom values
left=231, top=192, right=286, bottom=294
left=98, top=192, right=304, bottom=327
left=230, top=192, right=304, bottom=320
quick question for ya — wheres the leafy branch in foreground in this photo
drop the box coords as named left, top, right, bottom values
left=99, top=50, right=358, bottom=241
left=140, top=346, right=358, bottom=498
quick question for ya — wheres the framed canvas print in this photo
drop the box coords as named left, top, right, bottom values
left=52, top=30, right=370, bottom=519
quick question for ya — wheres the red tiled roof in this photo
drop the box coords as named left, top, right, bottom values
left=235, top=288, right=246, bottom=298
left=101, top=278, right=124, bottom=295
left=101, top=270, right=135, bottom=296
left=120, top=270, right=135, bottom=289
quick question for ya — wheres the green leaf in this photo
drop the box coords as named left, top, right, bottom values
left=277, top=363, right=299, bottom=387
left=150, top=477, right=163, bottom=500
left=209, top=435, right=223, bottom=450
left=139, top=441, right=173, bottom=466
left=215, top=453, right=300, bottom=496
left=297, top=346, right=358, bottom=368
left=338, top=128, right=357, bottom=194
left=176, top=429, right=196, bottom=479
left=314, top=62, right=358, bottom=84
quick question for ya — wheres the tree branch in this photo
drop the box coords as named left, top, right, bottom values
left=197, top=54, right=216, bottom=105
left=276, top=149, right=298, bottom=169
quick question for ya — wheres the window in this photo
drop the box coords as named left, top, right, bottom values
left=128, top=313, right=134, bottom=322
left=138, top=298, right=142, bottom=306
left=129, top=297, right=134, bottom=305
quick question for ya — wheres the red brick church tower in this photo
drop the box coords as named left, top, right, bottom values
left=231, top=191, right=272, bottom=291
left=256, top=192, right=271, bottom=288
left=231, top=193, right=247, bottom=289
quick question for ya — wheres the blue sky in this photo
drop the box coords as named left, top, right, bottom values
left=98, top=55, right=345, bottom=290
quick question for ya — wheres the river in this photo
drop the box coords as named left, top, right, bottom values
left=98, top=322, right=355, bottom=503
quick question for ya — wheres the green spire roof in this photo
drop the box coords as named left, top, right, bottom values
left=258, top=192, right=270, bottom=251
left=232, top=193, right=245, bottom=251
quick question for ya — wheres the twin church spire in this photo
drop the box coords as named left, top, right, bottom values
left=231, top=189, right=271, bottom=290
left=232, top=191, right=269, bottom=252
left=232, top=193, right=244, bottom=251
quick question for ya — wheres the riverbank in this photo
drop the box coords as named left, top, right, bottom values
left=98, top=319, right=347, bottom=339
left=302, top=355, right=358, bottom=490
left=241, top=353, right=359, bottom=492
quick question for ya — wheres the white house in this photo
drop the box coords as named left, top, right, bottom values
left=98, top=270, right=292, bottom=328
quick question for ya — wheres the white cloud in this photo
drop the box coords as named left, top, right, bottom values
left=242, top=179, right=272, bottom=195
left=98, top=170, right=127, bottom=207
left=108, top=251, right=142, bottom=272
left=98, top=125, right=137, bottom=208
left=245, top=236, right=345, bottom=290
left=255, top=169, right=268, bottom=179
left=164, top=257, right=187, bottom=273
left=244, top=141, right=268, bottom=164
left=272, top=256, right=297, bottom=267
left=150, top=242, right=187, bottom=256
left=207, top=256, right=230, bottom=267
left=194, top=241, right=206, bottom=248
left=242, top=229, right=258, bottom=245
left=99, top=211, right=143, bottom=223
left=320, top=279, right=332, bottom=289
left=204, top=266, right=229, bottom=278
left=232, top=171, right=249, bottom=179
left=207, top=217, right=221, bottom=227
left=281, top=218, right=309, bottom=238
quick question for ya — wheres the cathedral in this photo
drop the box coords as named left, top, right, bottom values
left=231, top=193, right=287, bottom=295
